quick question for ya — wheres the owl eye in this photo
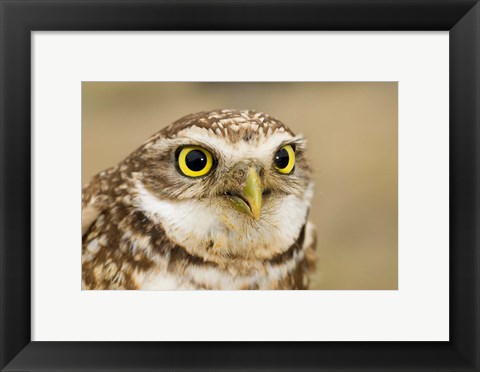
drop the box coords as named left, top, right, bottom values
left=273, top=144, right=295, bottom=174
left=177, top=146, right=213, bottom=177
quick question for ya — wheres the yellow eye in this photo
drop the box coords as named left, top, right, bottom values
left=273, top=144, right=295, bottom=174
left=177, top=146, right=213, bottom=177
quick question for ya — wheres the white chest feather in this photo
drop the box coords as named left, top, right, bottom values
left=133, top=238, right=309, bottom=290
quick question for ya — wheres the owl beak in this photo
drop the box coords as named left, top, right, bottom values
left=227, top=167, right=263, bottom=220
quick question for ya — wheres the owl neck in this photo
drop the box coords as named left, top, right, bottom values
left=133, top=180, right=311, bottom=265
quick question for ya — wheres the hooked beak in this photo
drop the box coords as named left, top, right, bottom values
left=226, top=167, right=262, bottom=220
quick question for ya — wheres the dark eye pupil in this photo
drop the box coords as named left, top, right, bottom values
left=185, top=150, right=207, bottom=171
left=274, top=148, right=290, bottom=169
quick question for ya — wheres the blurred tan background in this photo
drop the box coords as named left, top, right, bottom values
left=82, top=82, right=398, bottom=290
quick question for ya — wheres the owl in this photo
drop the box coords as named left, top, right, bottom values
left=82, top=109, right=316, bottom=290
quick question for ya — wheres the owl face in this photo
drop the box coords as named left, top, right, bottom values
left=134, top=110, right=313, bottom=260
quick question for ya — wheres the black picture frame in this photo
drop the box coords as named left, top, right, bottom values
left=1, top=0, right=479, bottom=371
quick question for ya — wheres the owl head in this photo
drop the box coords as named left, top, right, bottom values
left=132, top=109, right=313, bottom=260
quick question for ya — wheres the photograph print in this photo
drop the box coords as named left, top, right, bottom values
left=82, top=82, right=398, bottom=290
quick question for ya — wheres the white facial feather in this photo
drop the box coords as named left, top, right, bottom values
left=153, top=125, right=303, bottom=170
left=134, top=180, right=314, bottom=258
